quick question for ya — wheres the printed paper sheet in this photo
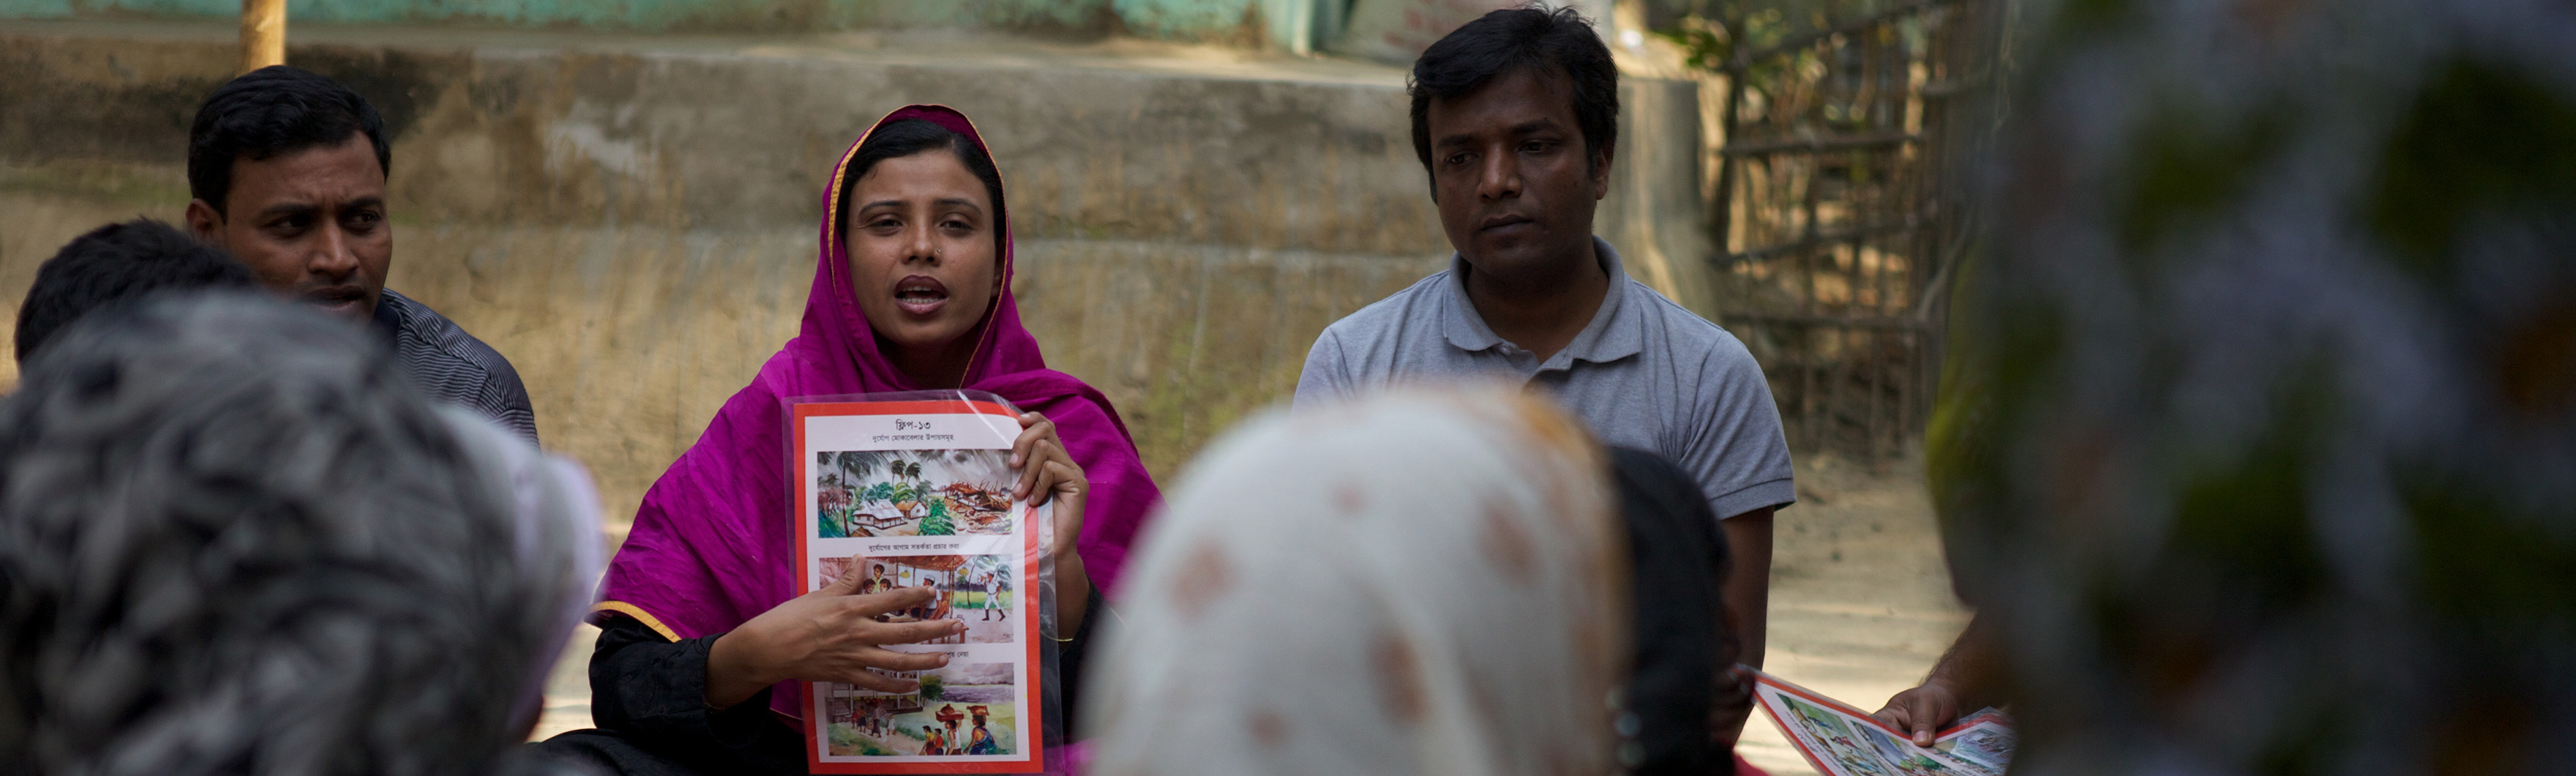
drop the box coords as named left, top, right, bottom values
left=1751, top=671, right=2014, bottom=776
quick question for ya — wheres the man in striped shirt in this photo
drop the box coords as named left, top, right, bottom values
left=182, top=66, right=538, bottom=444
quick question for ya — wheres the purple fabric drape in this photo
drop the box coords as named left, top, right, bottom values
left=594, top=105, right=1161, bottom=722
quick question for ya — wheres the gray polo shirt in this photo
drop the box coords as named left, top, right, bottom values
left=1294, top=238, right=1795, bottom=520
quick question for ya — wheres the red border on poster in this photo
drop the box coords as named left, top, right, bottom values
left=792, top=398, right=1044, bottom=774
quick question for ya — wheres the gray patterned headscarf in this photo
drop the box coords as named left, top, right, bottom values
left=0, top=292, right=601, bottom=776
left=1939, top=0, right=2576, bottom=772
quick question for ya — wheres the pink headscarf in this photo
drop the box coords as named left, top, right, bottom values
left=594, top=105, right=1161, bottom=721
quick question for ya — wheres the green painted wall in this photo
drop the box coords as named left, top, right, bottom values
left=0, top=0, right=1300, bottom=39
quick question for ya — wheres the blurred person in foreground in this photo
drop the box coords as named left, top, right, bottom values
left=0, top=293, right=603, bottom=776
left=13, top=218, right=256, bottom=365
left=1087, top=390, right=1770, bottom=775
left=1917, top=0, right=2576, bottom=771
left=1611, top=446, right=1767, bottom=776
left=1086, top=390, right=1630, bottom=775
left=1292, top=7, right=1794, bottom=692
left=184, top=65, right=539, bottom=444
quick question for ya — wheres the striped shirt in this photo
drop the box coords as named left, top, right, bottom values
left=371, top=288, right=539, bottom=444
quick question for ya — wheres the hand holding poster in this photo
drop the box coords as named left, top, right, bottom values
left=1751, top=671, right=2015, bottom=776
left=793, top=392, right=1049, bottom=774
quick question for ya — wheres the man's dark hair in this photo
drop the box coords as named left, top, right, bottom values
left=1409, top=7, right=1620, bottom=177
left=838, top=119, right=1008, bottom=256
left=15, top=219, right=257, bottom=364
left=187, top=65, right=392, bottom=216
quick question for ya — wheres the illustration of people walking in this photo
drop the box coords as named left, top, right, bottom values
left=979, top=572, right=1000, bottom=621
left=967, top=706, right=999, bottom=755
left=936, top=703, right=965, bottom=753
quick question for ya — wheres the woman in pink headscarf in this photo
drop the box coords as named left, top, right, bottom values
left=538, top=105, right=1160, bottom=776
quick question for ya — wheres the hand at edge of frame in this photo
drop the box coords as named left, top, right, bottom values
left=1873, top=679, right=1963, bottom=747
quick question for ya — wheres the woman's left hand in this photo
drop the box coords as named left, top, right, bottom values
left=1011, top=411, right=1092, bottom=632
left=1011, top=411, right=1087, bottom=560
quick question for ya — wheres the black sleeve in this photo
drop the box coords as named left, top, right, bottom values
left=588, top=616, right=809, bottom=776
left=1055, top=585, right=1107, bottom=739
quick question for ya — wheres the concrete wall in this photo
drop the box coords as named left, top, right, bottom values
left=0, top=20, right=1714, bottom=527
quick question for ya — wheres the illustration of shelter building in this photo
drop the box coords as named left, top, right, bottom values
left=880, top=555, right=967, bottom=643
left=830, top=672, right=927, bottom=716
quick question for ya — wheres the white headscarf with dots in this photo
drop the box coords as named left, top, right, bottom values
left=1087, top=390, right=1630, bottom=776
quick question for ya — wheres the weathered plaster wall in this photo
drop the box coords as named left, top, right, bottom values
left=0, top=20, right=1713, bottom=526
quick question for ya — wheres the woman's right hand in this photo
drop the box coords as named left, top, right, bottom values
left=704, top=556, right=965, bottom=709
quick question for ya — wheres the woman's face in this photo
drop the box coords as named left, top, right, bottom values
left=844, top=149, right=999, bottom=384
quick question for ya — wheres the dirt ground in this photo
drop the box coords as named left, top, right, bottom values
left=531, top=449, right=1973, bottom=775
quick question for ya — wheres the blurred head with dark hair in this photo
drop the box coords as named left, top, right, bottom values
left=1609, top=447, right=1751, bottom=775
left=1408, top=7, right=1618, bottom=296
left=182, top=65, right=395, bottom=321
left=0, top=293, right=601, bottom=776
left=14, top=218, right=257, bottom=365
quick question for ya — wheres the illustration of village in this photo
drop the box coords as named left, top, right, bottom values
left=820, top=554, right=1016, bottom=645
left=815, top=449, right=1015, bottom=539
left=822, top=662, right=1018, bottom=758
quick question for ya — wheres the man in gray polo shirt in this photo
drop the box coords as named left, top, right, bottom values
left=1293, top=7, right=1794, bottom=683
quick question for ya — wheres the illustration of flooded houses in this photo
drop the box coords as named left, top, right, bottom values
left=937, top=482, right=1012, bottom=534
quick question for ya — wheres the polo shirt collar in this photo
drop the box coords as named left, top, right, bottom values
left=1440, top=236, right=1646, bottom=366
left=369, top=289, right=405, bottom=347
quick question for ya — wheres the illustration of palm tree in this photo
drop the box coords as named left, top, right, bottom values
left=836, top=451, right=875, bottom=482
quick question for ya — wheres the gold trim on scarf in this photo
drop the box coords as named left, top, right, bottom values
left=593, top=600, right=682, bottom=642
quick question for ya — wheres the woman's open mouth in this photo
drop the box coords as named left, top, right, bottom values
left=894, top=275, right=951, bottom=316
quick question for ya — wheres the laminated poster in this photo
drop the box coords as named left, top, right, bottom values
left=792, top=393, right=1045, bottom=774
left=1751, top=671, right=2015, bottom=776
